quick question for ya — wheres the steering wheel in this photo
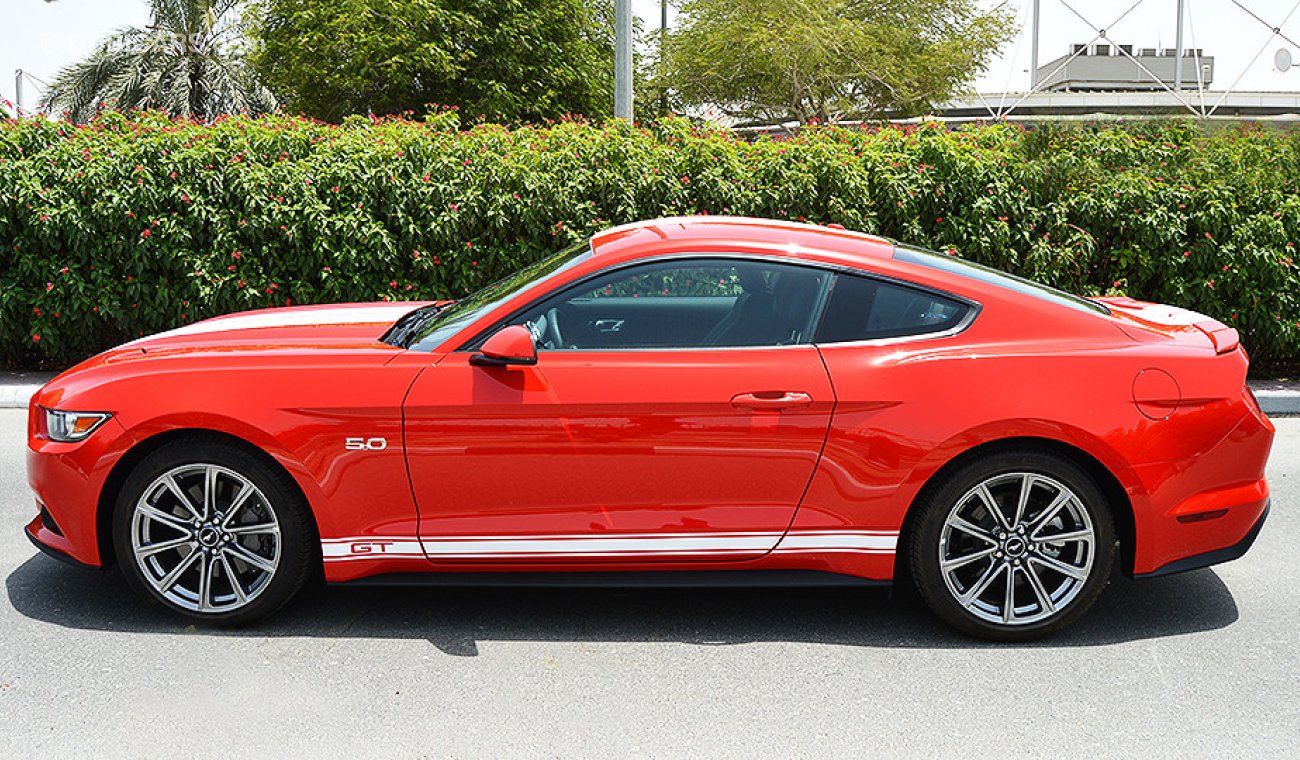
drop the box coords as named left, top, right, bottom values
left=545, top=307, right=565, bottom=349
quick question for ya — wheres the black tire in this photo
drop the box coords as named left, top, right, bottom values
left=909, top=449, right=1116, bottom=641
left=112, top=436, right=315, bottom=626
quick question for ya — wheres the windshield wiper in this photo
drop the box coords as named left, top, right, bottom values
left=382, top=302, right=454, bottom=349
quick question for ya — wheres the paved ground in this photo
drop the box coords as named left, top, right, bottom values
left=0, top=410, right=1296, bottom=759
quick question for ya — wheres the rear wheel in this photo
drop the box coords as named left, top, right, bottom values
left=112, top=438, right=314, bottom=626
left=909, top=450, right=1116, bottom=640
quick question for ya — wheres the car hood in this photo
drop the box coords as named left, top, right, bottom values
left=116, top=301, right=430, bottom=354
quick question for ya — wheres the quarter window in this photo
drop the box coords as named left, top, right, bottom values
left=815, top=274, right=969, bottom=343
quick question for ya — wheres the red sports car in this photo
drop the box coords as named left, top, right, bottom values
left=25, top=216, right=1274, bottom=639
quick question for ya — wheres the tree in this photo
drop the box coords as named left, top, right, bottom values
left=659, top=0, right=1016, bottom=123
left=42, top=0, right=276, bottom=123
left=247, top=0, right=615, bottom=123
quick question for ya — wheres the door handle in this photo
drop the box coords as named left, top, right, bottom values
left=730, top=391, right=814, bottom=411
left=594, top=319, right=624, bottom=333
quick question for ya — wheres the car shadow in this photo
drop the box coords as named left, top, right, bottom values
left=5, top=554, right=1238, bottom=655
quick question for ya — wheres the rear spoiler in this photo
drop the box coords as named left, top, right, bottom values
left=1194, top=321, right=1240, bottom=354
left=1095, top=296, right=1241, bottom=355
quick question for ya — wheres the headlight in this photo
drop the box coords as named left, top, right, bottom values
left=42, top=408, right=112, bottom=442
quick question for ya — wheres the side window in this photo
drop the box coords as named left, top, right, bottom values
left=815, top=274, right=970, bottom=343
left=510, top=259, right=830, bottom=350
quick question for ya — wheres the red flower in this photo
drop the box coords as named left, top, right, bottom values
left=31, top=334, right=40, bottom=343
left=140, top=229, right=152, bottom=238
left=45, top=282, right=53, bottom=292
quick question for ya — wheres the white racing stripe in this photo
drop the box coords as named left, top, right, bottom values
left=322, top=529, right=898, bottom=562
left=770, top=531, right=897, bottom=553
left=123, top=304, right=416, bottom=345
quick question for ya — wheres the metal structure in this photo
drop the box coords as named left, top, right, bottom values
left=975, top=0, right=1300, bottom=120
left=8, top=69, right=49, bottom=118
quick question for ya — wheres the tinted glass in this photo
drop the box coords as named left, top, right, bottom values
left=815, top=274, right=969, bottom=343
left=506, top=259, right=830, bottom=350
left=894, top=244, right=1109, bottom=315
left=405, top=242, right=591, bottom=352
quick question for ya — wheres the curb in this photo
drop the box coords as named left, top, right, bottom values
left=1, top=382, right=1296, bottom=414
left=1257, top=390, right=1300, bottom=416
left=0, top=385, right=41, bottom=409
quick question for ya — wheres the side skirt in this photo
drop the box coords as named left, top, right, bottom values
left=329, top=569, right=891, bottom=589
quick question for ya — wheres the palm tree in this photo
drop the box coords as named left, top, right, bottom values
left=42, top=0, right=276, bottom=122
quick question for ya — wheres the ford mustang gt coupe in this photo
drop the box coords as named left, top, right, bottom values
left=25, top=216, right=1274, bottom=639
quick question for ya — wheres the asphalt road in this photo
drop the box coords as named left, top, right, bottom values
left=1, top=410, right=1296, bottom=759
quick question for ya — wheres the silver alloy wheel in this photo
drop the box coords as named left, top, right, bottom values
left=130, top=463, right=281, bottom=614
left=938, top=472, right=1095, bottom=626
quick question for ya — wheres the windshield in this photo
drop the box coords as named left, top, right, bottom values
left=397, top=242, right=592, bottom=352
left=893, top=245, right=1110, bottom=316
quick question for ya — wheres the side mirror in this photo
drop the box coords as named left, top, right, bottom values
left=470, top=324, right=537, bottom=367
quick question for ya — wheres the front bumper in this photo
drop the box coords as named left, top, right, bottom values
left=24, top=512, right=98, bottom=570
left=26, top=401, right=133, bottom=568
left=1136, top=500, right=1270, bottom=578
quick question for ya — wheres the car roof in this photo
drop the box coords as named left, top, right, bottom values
left=588, top=216, right=896, bottom=266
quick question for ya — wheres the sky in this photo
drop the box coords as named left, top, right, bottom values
left=5, top=0, right=1300, bottom=116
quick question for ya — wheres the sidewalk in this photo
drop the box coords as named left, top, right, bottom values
left=1, top=371, right=1296, bottom=414
left=0, top=372, right=55, bottom=409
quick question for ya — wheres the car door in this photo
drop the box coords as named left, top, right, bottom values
left=403, top=257, right=836, bottom=563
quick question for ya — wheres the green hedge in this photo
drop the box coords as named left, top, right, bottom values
left=2, top=112, right=1298, bottom=371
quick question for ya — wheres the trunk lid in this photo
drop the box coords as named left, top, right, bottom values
left=1096, top=296, right=1240, bottom=354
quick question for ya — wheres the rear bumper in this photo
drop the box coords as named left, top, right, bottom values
left=1129, top=402, right=1273, bottom=575
left=1137, top=501, right=1269, bottom=578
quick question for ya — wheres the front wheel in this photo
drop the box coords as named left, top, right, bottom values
left=909, top=450, right=1116, bottom=641
left=112, top=438, right=315, bottom=626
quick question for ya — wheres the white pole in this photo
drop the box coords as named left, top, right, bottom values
left=615, top=0, right=633, bottom=120
left=1174, top=0, right=1186, bottom=90
left=14, top=69, right=22, bottom=118
left=1030, top=0, right=1041, bottom=89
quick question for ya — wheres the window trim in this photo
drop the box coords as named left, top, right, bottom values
left=453, top=252, right=982, bottom=353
